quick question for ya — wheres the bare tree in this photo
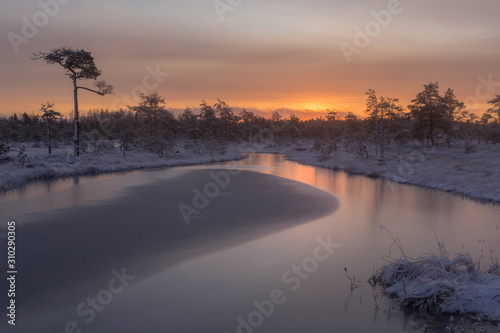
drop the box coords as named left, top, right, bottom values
left=32, top=47, right=113, bottom=157
left=365, top=90, right=402, bottom=164
left=365, top=89, right=380, bottom=155
left=40, top=103, right=61, bottom=154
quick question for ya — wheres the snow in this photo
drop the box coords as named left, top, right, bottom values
left=3, top=139, right=499, bottom=204
left=2, top=139, right=499, bottom=326
left=376, top=241, right=500, bottom=322
left=235, top=140, right=500, bottom=322
left=0, top=143, right=244, bottom=192
left=238, top=140, right=500, bottom=203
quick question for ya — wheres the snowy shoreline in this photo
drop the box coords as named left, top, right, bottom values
left=0, top=144, right=245, bottom=193
left=240, top=140, right=500, bottom=204
left=2, top=141, right=499, bottom=327
left=1, top=140, right=499, bottom=206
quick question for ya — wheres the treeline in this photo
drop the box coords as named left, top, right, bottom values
left=0, top=83, right=499, bottom=161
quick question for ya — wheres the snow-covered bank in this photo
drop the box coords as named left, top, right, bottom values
left=240, top=140, right=500, bottom=203
left=377, top=242, right=500, bottom=323
left=3, top=140, right=499, bottom=204
left=0, top=144, right=244, bottom=192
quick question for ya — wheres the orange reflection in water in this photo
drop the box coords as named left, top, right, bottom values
left=229, top=153, right=500, bottom=260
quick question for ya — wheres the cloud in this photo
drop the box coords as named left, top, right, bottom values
left=1, top=0, right=500, bottom=117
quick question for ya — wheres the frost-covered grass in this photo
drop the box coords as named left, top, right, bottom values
left=377, top=240, right=500, bottom=323
left=0, top=143, right=244, bottom=192
left=3, top=139, right=500, bottom=204
left=240, top=140, right=500, bottom=203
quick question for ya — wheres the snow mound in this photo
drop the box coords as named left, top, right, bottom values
left=377, top=245, right=500, bottom=321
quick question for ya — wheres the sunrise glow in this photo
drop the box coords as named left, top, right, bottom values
left=1, top=0, right=499, bottom=119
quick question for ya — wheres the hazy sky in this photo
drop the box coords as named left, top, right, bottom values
left=1, top=0, right=499, bottom=118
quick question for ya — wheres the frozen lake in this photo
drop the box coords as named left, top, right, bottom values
left=1, top=153, right=499, bottom=332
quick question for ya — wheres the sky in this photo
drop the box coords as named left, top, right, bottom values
left=1, top=0, right=499, bottom=119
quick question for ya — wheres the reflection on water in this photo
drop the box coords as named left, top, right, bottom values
left=2, top=153, right=499, bottom=332
left=0, top=168, right=189, bottom=221
left=230, top=154, right=500, bottom=259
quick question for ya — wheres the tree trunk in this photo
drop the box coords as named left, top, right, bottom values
left=73, top=75, right=80, bottom=157
left=380, top=142, right=385, bottom=165
left=379, top=115, right=385, bottom=165
left=429, top=110, right=435, bottom=147
left=48, top=121, right=52, bottom=154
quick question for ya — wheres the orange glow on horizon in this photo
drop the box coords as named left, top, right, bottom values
left=1, top=92, right=367, bottom=120
left=0, top=84, right=488, bottom=121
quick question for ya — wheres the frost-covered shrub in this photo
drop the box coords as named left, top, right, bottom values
left=311, top=139, right=323, bottom=152
left=90, top=140, right=115, bottom=156
left=215, top=138, right=227, bottom=155
left=487, top=262, right=500, bottom=276
left=0, top=142, right=9, bottom=155
left=80, top=140, right=89, bottom=153
left=377, top=250, right=500, bottom=321
left=355, top=142, right=368, bottom=160
left=203, top=136, right=227, bottom=155
left=464, top=142, right=476, bottom=154
left=16, top=145, right=30, bottom=166
left=0, top=142, right=10, bottom=163
left=190, top=142, right=204, bottom=155
left=0, top=142, right=10, bottom=161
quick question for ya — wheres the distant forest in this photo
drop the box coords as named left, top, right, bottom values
left=1, top=82, right=499, bottom=164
